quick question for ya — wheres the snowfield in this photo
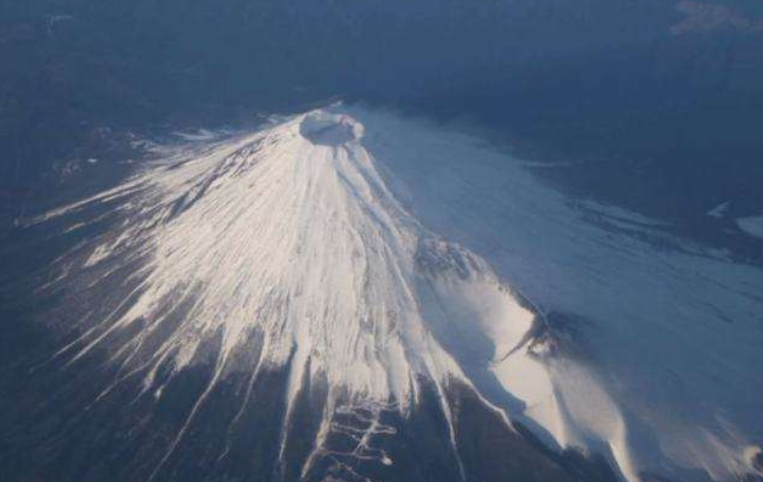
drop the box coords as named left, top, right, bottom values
left=738, top=216, right=763, bottom=240
left=26, top=106, right=763, bottom=482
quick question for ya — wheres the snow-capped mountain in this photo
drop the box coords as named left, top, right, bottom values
left=3, top=106, right=762, bottom=482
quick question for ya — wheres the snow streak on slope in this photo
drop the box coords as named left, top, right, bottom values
left=28, top=107, right=763, bottom=482
left=29, top=110, right=531, bottom=479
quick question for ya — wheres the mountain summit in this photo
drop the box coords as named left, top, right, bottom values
left=5, top=107, right=763, bottom=482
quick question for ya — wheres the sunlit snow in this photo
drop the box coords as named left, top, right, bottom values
left=27, top=106, right=763, bottom=482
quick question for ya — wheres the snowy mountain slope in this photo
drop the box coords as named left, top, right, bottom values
left=8, top=106, right=763, bottom=482
left=352, top=106, right=763, bottom=481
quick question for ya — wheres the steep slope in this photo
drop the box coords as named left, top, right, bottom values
left=3, top=106, right=762, bottom=482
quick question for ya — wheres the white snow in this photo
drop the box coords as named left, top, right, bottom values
left=33, top=106, right=763, bottom=482
left=737, top=215, right=763, bottom=239
left=172, top=129, right=220, bottom=142
left=350, top=105, right=763, bottom=481
left=708, top=201, right=730, bottom=218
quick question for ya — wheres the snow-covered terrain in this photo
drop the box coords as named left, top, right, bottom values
left=708, top=201, right=730, bottom=218
left=738, top=216, right=763, bottom=240
left=24, top=106, right=763, bottom=482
